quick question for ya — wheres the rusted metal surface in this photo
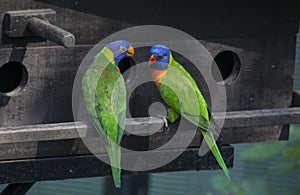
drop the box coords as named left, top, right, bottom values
left=3, top=9, right=56, bottom=37
left=215, top=107, right=300, bottom=128
left=0, top=37, right=296, bottom=129
left=0, top=107, right=297, bottom=161
left=0, top=117, right=164, bottom=144
left=3, top=9, right=75, bottom=47
left=27, top=17, right=75, bottom=47
left=0, top=107, right=299, bottom=145
left=0, top=46, right=90, bottom=127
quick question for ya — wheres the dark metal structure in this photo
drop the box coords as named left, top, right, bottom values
left=0, top=0, right=300, bottom=194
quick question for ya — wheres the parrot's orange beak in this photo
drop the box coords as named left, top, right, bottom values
left=126, top=46, right=135, bottom=57
left=149, top=55, right=157, bottom=65
left=116, top=66, right=120, bottom=72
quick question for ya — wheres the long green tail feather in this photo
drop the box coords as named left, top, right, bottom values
left=105, top=143, right=121, bottom=188
left=201, top=130, right=231, bottom=180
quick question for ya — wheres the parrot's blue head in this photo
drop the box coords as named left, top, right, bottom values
left=106, top=40, right=134, bottom=66
left=148, top=44, right=171, bottom=70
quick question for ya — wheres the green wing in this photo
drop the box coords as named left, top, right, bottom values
left=159, top=52, right=231, bottom=180
left=82, top=47, right=126, bottom=188
left=159, top=55, right=209, bottom=130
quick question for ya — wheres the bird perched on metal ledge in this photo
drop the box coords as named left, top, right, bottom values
left=148, top=44, right=231, bottom=180
left=82, top=40, right=134, bottom=188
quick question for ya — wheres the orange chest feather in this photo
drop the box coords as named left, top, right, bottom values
left=150, top=69, right=167, bottom=88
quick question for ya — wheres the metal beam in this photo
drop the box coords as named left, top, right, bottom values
left=0, top=117, right=164, bottom=144
left=0, top=146, right=233, bottom=184
left=214, top=107, right=300, bottom=128
left=4, top=9, right=75, bottom=47
left=0, top=107, right=299, bottom=144
left=27, top=17, right=75, bottom=47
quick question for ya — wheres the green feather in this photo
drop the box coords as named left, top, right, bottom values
left=201, top=130, right=231, bottom=180
left=105, top=143, right=121, bottom=188
left=82, top=47, right=126, bottom=188
left=159, top=52, right=231, bottom=180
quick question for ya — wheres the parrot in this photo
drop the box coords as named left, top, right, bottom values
left=148, top=44, right=231, bottom=180
left=82, top=40, right=134, bottom=188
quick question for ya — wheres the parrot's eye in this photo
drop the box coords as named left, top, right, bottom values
left=119, top=46, right=127, bottom=53
left=158, top=55, right=166, bottom=59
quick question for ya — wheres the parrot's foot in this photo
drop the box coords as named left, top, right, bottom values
left=155, top=114, right=169, bottom=130
left=162, top=116, right=168, bottom=130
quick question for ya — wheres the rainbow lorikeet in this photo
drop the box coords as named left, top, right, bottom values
left=82, top=40, right=134, bottom=188
left=148, top=44, right=231, bottom=180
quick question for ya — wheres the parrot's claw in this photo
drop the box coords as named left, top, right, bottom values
left=162, top=117, right=168, bottom=130
left=155, top=114, right=169, bottom=130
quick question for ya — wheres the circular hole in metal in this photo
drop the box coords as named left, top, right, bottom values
left=118, top=57, right=136, bottom=83
left=0, top=61, right=28, bottom=96
left=212, top=50, right=240, bottom=84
